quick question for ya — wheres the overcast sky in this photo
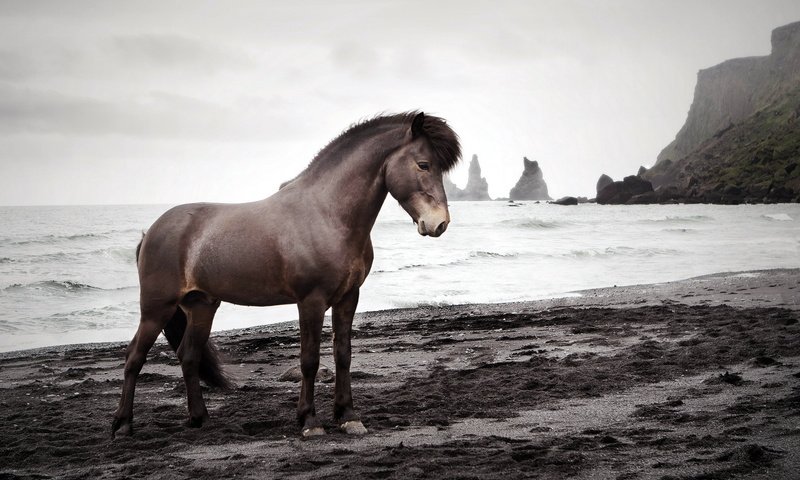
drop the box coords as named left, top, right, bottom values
left=1, top=0, right=799, bottom=205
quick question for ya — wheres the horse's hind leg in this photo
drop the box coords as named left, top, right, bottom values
left=112, top=305, right=174, bottom=437
left=177, top=293, right=220, bottom=427
left=332, top=288, right=367, bottom=435
left=296, top=293, right=327, bottom=437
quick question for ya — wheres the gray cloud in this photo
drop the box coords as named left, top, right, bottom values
left=0, top=84, right=306, bottom=141
left=109, top=34, right=254, bottom=74
left=0, top=50, right=36, bottom=80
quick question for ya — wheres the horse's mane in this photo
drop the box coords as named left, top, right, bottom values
left=308, top=111, right=461, bottom=174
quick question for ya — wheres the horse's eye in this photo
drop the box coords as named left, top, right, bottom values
left=418, top=162, right=430, bottom=171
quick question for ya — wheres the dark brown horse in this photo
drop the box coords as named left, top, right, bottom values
left=112, top=112, right=460, bottom=438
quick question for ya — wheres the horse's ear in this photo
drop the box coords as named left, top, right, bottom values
left=411, top=112, right=425, bottom=139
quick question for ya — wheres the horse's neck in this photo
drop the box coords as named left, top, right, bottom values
left=296, top=129, right=402, bottom=236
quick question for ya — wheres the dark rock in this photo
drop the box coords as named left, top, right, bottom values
left=509, top=157, right=551, bottom=200
left=654, top=185, right=683, bottom=203
left=596, top=174, right=613, bottom=195
left=637, top=166, right=648, bottom=177
left=597, top=176, right=654, bottom=204
left=767, top=185, right=796, bottom=202
left=627, top=191, right=658, bottom=204
left=725, top=184, right=745, bottom=197
left=552, top=196, right=578, bottom=206
left=445, top=154, right=491, bottom=200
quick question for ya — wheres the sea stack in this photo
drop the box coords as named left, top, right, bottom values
left=509, top=157, right=551, bottom=201
left=444, top=154, right=491, bottom=200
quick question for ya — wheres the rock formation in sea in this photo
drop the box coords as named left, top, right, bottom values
left=444, top=154, right=491, bottom=200
left=551, top=196, right=578, bottom=206
left=509, top=157, right=551, bottom=201
left=443, top=176, right=461, bottom=199
left=596, top=174, right=614, bottom=196
left=596, top=176, right=654, bottom=205
left=639, top=20, right=800, bottom=204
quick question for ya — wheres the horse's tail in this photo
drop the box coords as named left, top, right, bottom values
left=162, top=308, right=235, bottom=390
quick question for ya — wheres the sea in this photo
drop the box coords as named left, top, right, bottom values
left=1, top=202, right=798, bottom=353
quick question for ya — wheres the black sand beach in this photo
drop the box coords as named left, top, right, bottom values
left=1, top=269, right=799, bottom=479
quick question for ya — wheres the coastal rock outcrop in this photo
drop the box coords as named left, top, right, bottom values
left=552, top=196, right=578, bottom=206
left=596, top=175, right=654, bottom=205
left=596, top=174, right=614, bottom=195
left=636, top=20, right=800, bottom=204
left=509, top=157, right=551, bottom=200
left=444, top=154, right=491, bottom=200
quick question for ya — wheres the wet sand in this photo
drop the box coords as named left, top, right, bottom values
left=1, top=269, right=799, bottom=479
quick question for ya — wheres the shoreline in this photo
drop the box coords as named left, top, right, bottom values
left=2, top=268, right=799, bottom=479
left=2, top=267, right=797, bottom=359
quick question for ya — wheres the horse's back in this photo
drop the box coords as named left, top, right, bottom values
left=137, top=194, right=374, bottom=307
left=138, top=200, right=298, bottom=305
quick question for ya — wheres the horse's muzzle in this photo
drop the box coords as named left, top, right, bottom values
left=417, top=218, right=449, bottom=237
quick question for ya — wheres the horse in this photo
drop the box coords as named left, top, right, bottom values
left=112, top=111, right=461, bottom=438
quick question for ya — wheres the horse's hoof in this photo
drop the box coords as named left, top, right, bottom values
left=185, top=414, right=209, bottom=428
left=111, top=419, right=132, bottom=438
left=302, top=426, right=326, bottom=437
left=340, top=420, right=368, bottom=435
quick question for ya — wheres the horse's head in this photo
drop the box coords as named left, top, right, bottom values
left=385, top=112, right=461, bottom=237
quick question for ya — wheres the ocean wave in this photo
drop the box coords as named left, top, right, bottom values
left=1, top=247, right=136, bottom=265
left=0, top=302, right=139, bottom=334
left=469, top=251, right=517, bottom=259
left=375, top=250, right=518, bottom=273
left=638, top=215, right=713, bottom=224
left=499, top=218, right=564, bottom=229
left=565, top=246, right=681, bottom=258
left=3, top=280, right=102, bottom=293
left=47, top=302, right=139, bottom=322
left=4, top=228, right=143, bottom=246
left=7, top=233, right=109, bottom=246
left=661, top=228, right=698, bottom=233
left=762, top=213, right=793, bottom=221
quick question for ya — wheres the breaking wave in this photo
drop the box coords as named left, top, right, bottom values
left=638, top=215, right=713, bottom=224
left=3, top=280, right=103, bottom=294
left=500, top=218, right=564, bottom=229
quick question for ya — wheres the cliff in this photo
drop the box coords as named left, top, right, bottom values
left=640, top=21, right=800, bottom=203
left=645, top=85, right=800, bottom=203
left=657, top=21, right=800, bottom=166
left=509, top=157, right=551, bottom=200
left=445, top=154, right=491, bottom=200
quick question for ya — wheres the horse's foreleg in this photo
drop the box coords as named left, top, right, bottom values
left=332, top=288, right=367, bottom=435
left=296, top=293, right=327, bottom=437
left=112, top=311, right=170, bottom=437
left=177, top=298, right=219, bottom=427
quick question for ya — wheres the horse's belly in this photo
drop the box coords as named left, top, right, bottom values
left=196, top=270, right=297, bottom=307
left=218, top=291, right=296, bottom=307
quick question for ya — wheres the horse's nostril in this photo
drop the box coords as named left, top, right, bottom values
left=435, top=221, right=447, bottom=236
